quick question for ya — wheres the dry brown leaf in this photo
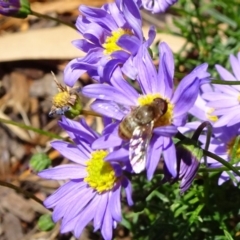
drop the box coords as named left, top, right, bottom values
left=1, top=191, right=35, bottom=223
left=0, top=112, right=31, bottom=142
left=31, top=0, right=114, bottom=14
left=0, top=24, right=187, bottom=62
left=0, top=26, right=82, bottom=61
left=2, top=212, right=24, bottom=240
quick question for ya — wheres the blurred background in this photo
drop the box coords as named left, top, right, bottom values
left=1, top=0, right=240, bottom=239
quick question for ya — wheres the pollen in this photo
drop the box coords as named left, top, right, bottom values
left=103, top=28, right=132, bottom=55
left=238, top=95, right=240, bottom=102
left=84, top=150, right=117, bottom=193
left=206, top=108, right=218, bottom=122
left=52, top=91, right=71, bottom=108
left=138, top=94, right=161, bottom=106
left=138, top=94, right=174, bottom=126
left=227, top=136, right=240, bottom=160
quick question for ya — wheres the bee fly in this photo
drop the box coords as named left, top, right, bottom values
left=118, top=98, right=168, bottom=173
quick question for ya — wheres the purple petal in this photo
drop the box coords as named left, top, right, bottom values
left=80, top=5, right=117, bottom=31
left=82, top=84, right=136, bottom=105
left=91, top=100, right=126, bottom=120
left=215, top=64, right=236, bottom=81
left=50, top=141, right=88, bottom=165
left=226, top=112, right=240, bottom=127
left=163, top=138, right=177, bottom=177
left=73, top=194, right=100, bottom=238
left=94, top=194, right=108, bottom=231
left=122, top=56, right=138, bottom=79
left=206, top=99, right=238, bottom=109
left=51, top=183, right=87, bottom=223
left=122, top=177, right=133, bottom=206
left=110, top=67, right=139, bottom=99
left=142, top=0, right=177, bottom=13
left=122, top=0, right=142, bottom=40
left=101, top=204, right=113, bottom=240
left=44, top=181, right=83, bottom=208
left=153, top=125, right=178, bottom=137
left=72, top=39, right=95, bottom=52
left=102, top=58, right=123, bottom=81
left=136, top=46, right=158, bottom=94
left=83, top=22, right=108, bottom=46
left=146, top=135, right=163, bottom=180
left=38, top=165, right=86, bottom=180
left=117, top=35, right=141, bottom=55
left=145, top=25, right=156, bottom=47
left=63, top=188, right=96, bottom=223
left=92, top=126, right=123, bottom=149
left=64, top=59, right=86, bottom=87
left=61, top=117, right=99, bottom=143
left=230, top=54, right=240, bottom=80
left=172, top=73, right=200, bottom=118
left=105, top=148, right=129, bottom=162
left=214, top=109, right=240, bottom=127
left=110, top=186, right=122, bottom=222
left=156, top=42, right=174, bottom=98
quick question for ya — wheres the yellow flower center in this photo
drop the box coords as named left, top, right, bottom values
left=102, top=28, right=132, bottom=55
left=227, top=136, right=240, bottom=160
left=206, top=108, right=218, bottom=122
left=52, top=91, right=70, bottom=108
left=84, top=150, right=117, bottom=193
left=237, top=94, right=240, bottom=102
left=138, top=94, right=174, bottom=127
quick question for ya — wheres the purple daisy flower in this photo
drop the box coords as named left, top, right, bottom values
left=201, top=53, right=240, bottom=128
left=0, top=0, right=30, bottom=18
left=197, top=124, right=240, bottom=185
left=135, top=0, right=178, bottom=14
left=64, top=0, right=156, bottom=86
left=82, top=42, right=210, bottom=180
left=38, top=117, right=133, bottom=240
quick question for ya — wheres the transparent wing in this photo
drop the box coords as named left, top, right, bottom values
left=129, top=122, right=153, bottom=173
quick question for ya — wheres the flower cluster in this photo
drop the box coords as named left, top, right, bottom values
left=31, top=0, right=240, bottom=239
left=185, top=53, right=240, bottom=186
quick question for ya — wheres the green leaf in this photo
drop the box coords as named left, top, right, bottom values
left=189, top=204, right=204, bottom=226
left=205, top=8, right=237, bottom=28
left=0, top=118, right=65, bottom=140
left=223, top=230, right=234, bottom=240
left=37, top=214, right=55, bottom=231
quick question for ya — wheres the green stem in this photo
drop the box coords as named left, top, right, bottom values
left=31, top=10, right=77, bottom=30
left=211, top=80, right=240, bottom=85
left=200, top=166, right=240, bottom=173
left=0, top=117, right=65, bottom=140
left=203, top=149, right=240, bottom=177
left=0, top=180, right=43, bottom=205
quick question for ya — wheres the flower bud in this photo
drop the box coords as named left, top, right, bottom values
left=0, top=0, right=31, bottom=18
left=29, top=153, right=51, bottom=172
left=49, top=74, right=83, bottom=119
left=176, top=139, right=203, bottom=194
left=37, top=214, right=55, bottom=231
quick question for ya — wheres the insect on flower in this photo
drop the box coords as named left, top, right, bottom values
left=49, top=72, right=82, bottom=118
left=118, top=98, right=168, bottom=173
